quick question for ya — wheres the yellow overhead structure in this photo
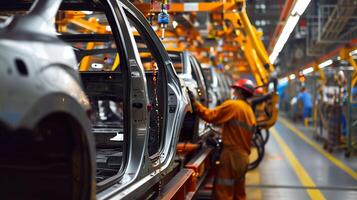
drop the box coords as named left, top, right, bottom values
left=231, top=26, right=268, bottom=84
left=57, top=11, right=121, bottom=71
left=68, top=18, right=109, bottom=34
left=233, top=0, right=274, bottom=73
left=339, top=47, right=357, bottom=96
left=135, top=2, right=237, bottom=13
left=215, top=8, right=268, bottom=85
left=67, top=16, right=111, bottom=71
left=56, top=2, right=275, bottom=86
left=134, top=0, right=275, bottom=86
left=222, top=1, right=275, bottom=85
left=240, top=35, right=266, bottom=86
left=339, top=47, right=357, bottom=71
left=56, top=3, right=276, bottom=84
left=223, top=12, right=243, bottom=29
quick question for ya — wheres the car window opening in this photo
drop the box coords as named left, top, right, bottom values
left=127, top=16, right=165, bottom=159
left=55, top=7, right=127, bottom=186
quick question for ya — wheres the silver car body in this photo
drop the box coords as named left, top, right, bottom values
left=98, top=1, right=190, bottom=199
left=168, top=50, right=210, bottom=139
left=0, top=0, right=96, bottom=199
left=0, top=0, right=190, bottom=199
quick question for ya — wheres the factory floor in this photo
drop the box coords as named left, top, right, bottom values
left=246, top=116, right=357, bottom=200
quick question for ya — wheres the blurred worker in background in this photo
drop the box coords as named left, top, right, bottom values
left=297, top=86, right=313, bottom=126
left=189, top=79, right=256, bottom=200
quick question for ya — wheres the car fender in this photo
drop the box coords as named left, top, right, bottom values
left=0, top=42, right=89, bottom=128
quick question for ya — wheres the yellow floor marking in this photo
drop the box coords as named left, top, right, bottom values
left=279, top=117, right=357, bottom=180
left=246, top=170, right=262, bottom=200
left=271, top=127, right=326, bottom=200
left=246, top=150, right=262, bottom=200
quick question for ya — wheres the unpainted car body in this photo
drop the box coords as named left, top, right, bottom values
left=0, top=0, right=190, bottom=199
left=202, top=65, right=233, bottom=106
left=0, top=1, right=95, bottom=199
left=168, top=50, right=210, bottom=141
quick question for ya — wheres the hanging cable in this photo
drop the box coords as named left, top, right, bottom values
left=158, top=0, right=169, bottom=40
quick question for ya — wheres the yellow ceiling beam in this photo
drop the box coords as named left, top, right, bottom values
left=236, top=5, right=274, bottom=73
left=134, top=2, right=237, bottom=13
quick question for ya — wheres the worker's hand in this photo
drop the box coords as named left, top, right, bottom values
left=187, top=88, right=196, bottom=105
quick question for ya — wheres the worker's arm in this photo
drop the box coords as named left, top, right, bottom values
left=250, top=93, right=272, bottom=107
left=297, top=93, right=303, bottom=101
left=194, top=101, right=234, bottom=124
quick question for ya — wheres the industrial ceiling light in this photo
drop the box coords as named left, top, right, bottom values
left=291, top=0, right=311, bottom=15
left=302, top=67, right=313, bottom=75
left=81, top=11, right=93, bottom=15
left=269, top=15, right=299, bottom=63
left=269, top=0, right=312, bottom=63
left=318, top=59, right=333, bottom=69
left=279, top=77, right=289, bottom=84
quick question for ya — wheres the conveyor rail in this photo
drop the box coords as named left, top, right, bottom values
left=160, top=146, right=214, bottom=199
left=160, top=168, right=195, bottom=200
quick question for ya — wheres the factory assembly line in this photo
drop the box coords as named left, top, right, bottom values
left=1, top=0, right=356, bottom=200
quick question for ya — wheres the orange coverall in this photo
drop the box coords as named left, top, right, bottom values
left=255, top=102, right=267, bottom=122
left=194, top=99, right=256, bottom=200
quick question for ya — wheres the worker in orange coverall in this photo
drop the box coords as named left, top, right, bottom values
left=188, top=79, right=256, bottom=200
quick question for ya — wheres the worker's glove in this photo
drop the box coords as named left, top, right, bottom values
left=187, top=88, right=196, bottom=105
left=206, top=134, right=222, bottom=164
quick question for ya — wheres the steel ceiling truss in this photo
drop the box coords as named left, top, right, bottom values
left=307, top=0, right=357, bottom=56
left=284, top=44, right=357, bottom=88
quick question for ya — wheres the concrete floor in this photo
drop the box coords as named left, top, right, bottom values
left=246, top=116, right=357, bottom=200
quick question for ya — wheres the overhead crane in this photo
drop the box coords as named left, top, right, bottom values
left=134, top=0, right=275, bottom=87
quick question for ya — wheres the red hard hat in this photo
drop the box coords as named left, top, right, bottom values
left=255, top=87, right=264, bottom=95
left=231, top=79, right=255, bottom=96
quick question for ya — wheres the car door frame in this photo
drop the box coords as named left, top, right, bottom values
left=81, top=0, right=150, bottom=192
left=188, top=52, right=209, bottom=106
left=98, top=0, right=189, bottom=199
